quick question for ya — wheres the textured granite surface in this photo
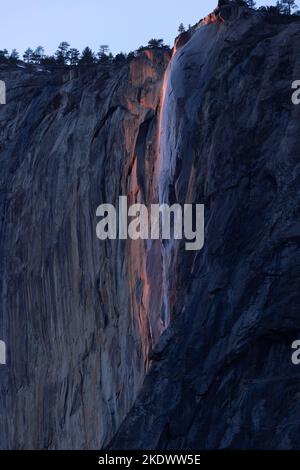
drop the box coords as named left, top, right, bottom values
left=111, top=9, right=300, bottom=450
left=1, top=5, right=300, bottom=450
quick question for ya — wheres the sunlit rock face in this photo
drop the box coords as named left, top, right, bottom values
left=0, top=50, right=170, bottom=449
left=110, top=11, right=300, bottom=450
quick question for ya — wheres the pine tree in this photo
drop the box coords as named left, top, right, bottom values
left=55, top=42, right=70, bottom=65
left=32, top=46, right=45, bottom=64
left=69, top=48, right=80, bottom=66
left=126, top=52, right=136, bottom=62
left=23, top=48, right=34, bottom=63
left=178, top=23, right=185, bottom=33
left=114, top=53, right=126, bottom=66
left=97, top=45, right=110, bottom=63
left=0, top=49, right=8, bottom=62
left=9, top=49, right=19, bottom=63
left=282, top=0, right=298, bottom=14
left=79, top=47, right=96, bottom=65
left=148, top=39, right=164, bottom=48
left=98, top=45, right=109, bottom=56
left=276, top=0, right=285, bottom=13
left=0, top=49, right=8, bottom=64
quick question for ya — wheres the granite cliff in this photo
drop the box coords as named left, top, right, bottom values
left=111, top=6, right=300, bottom=449
left=1, top=3, right=300, bottom=450
left=0, top=49, right=170, bottom=448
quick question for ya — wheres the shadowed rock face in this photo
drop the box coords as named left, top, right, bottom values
left=1, top=5, right=300, bottom=451
left=0, top=50, right=170, bottom=449
left=110, top=12, right=300, bottom=450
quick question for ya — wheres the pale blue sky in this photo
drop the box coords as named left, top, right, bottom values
left=0, top=0, right=275, bottom=56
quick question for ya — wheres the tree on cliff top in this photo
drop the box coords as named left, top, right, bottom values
left=69, top=48, right=80, bottom=66
left=23, top=48, right=33, bottom=63
left=98, top=45, right=109, bottom=56
left=148, top=38, right=164, bottom=48
left=98, top=45, right=111, bottom=64
left=147, top=39, right=170, bottom=50
left=9, top=49, right=19, bottom=64
left=79, top=47, right=96, bottom=65
left=282, top=0, right=298, bottom=14
left=32, top=46, right=45, bottom=64
left=0, top=49, right=8, bottom=63
left=55, top=42, right=70, bottom=65
left=114, top=53, right=126, bottom=65
left=178, top=23, right=185, bottom=33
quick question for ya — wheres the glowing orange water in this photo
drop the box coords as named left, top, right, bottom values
left=156, top=47, right=177, bottom=186
left=156, top=70, right=168, bottom=182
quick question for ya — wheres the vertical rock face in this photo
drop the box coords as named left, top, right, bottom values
left=110, top=11, right=300, bottom=449
left=0, top=50, right=170, bottom=449
left=1, top=5, right=300, bottom=450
